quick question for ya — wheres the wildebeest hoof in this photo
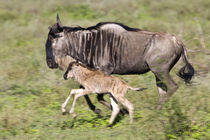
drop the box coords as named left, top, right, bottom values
left=119, top=108, right=129, bottom=116
left=155, top=105, right=162, bottom=110
left=94, top=109, right=102, bottom=117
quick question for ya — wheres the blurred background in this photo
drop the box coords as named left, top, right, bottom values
left=0, top=0, right=209, bottom=139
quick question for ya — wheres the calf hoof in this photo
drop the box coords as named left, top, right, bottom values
left=106, top=124, right=114, bottom=127
left=71, top=113, right=77, bottom=118
left=62, top=111, right=67, bottom=115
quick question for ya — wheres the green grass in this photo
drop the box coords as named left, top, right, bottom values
left=0, top=0, right=210, bottom=139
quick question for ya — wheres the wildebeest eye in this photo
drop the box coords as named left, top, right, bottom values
left=49, top=33, right=62, bottom=39
left=54, top=34, right=62, bottom=38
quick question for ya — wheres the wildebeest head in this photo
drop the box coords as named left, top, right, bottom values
left=63, top=62, right=80, bottom=80
left=46, top=14, right=68, bottom=69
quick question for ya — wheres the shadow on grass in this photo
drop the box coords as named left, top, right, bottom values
left=58, top=113, right=126, bottom=129
left=164, top=98, right=191, bottom=140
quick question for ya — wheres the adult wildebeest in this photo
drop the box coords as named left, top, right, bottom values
left=45, top=15, right=194, bottom=110
left=62, top=61, right=146, bottom=126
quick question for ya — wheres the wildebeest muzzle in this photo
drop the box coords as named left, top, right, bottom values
left=46, top=58, right=58, bottom=69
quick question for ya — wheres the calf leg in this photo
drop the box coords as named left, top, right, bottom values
left=69, top=89, right=92, bottom=118
left=118, top=97, right=134, bottom=124
left=108, top=97, right=120, bottom=126
left=62, top=89, right=84, bottom=115
left=106, top=93, right=129, bottom=115
left=81, top=85, right=101, bottom=117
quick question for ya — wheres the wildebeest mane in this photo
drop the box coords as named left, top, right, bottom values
left=48, top=22, right=141, bottom=40
left=86, top=22, right=141, bottom=32
left=49, top=22, right=141, bottom=33
left=48, top=24, right=83, bottom=36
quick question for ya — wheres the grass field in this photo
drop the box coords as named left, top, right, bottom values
left=0, top=0, right=209, bottom=139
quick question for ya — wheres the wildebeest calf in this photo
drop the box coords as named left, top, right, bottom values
left=62, top=62, right=146, bottom=125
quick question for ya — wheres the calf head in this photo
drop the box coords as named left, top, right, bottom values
left=56, top=55, right=76, bottom=70
left=63, top=62, right=80, bottom=80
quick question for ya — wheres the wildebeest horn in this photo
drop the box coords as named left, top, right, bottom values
left=57, top=13, right=63, bottom=29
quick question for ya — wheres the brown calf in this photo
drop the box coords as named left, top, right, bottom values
left=62, top=62, right=146, bottom=125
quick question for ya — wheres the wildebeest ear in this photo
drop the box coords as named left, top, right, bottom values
left=48, top=34, right=53, bottom=40
left=57, top=13, right=63, bottom=31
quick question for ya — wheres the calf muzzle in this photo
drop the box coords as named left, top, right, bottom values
left=63, top=73, right=68, bottom=80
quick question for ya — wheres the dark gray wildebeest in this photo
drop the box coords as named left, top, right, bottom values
left=62, top=61, right=146, bottom=126
left=45, top=15, right=194, bottom=112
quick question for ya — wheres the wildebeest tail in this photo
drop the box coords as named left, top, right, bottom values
left=178, top=44, right=195, bottom=83
left=128, top=87, right=147, bottom=91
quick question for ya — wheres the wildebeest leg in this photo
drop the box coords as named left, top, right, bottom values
left=97, top=94, right=112, bottom=109
left=84, top=95, right=101, bottom=117
left=155, top=76, right=168, bottom=110
left=154, top=72, right=178, bottom=110
left=80, top=85, right=101, bottom=117
left=166, top=74, right=178, bottom=96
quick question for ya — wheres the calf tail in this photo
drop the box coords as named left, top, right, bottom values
left=178, top=44, right=195, bottom=83
left=128, top=87, right=147, bottom=91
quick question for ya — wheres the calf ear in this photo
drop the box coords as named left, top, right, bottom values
left=75, top=60, right=79, bottom=66
left=56, top=14, right=63, bottom=31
